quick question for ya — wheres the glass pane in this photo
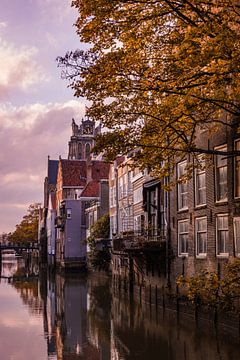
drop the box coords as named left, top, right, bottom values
left=218, top=167, right=227, bottom=200
left=198, top=218, right=207, bottom=231
left=216, top=147, right=227, bottom=167
left=198, top=233, right=207, bottom=254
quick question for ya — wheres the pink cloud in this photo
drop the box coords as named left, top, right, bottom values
left=0, top=38, right=48, bottom=100
left=0, top=100, right=85, bottom=232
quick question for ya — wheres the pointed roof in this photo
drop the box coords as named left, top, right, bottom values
left=60, top=159, right=87, bottom=187
left=80, top=180, right=100, bottom=198
left=48, top=159, right=58, bottom=185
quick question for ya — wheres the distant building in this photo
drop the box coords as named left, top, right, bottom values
left=68, top=117, right=101, bottom=160
left=39, top=157, right=58, bottom=263
left=50, top=116, right=110, bottom=270
left=55, top=159, right=87, bottom=269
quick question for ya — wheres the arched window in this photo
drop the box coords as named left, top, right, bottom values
left=78, top=143, right=82, bottom=159
left=85, top=143, right=91, bottom=158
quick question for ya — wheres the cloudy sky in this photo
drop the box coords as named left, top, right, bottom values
left=0, top=0, right=86, bottom=233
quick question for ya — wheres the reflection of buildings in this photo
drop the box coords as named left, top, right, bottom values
left=44, top=273, right=101, bottom=360
left=110, top=285, right=240, bottom=360
left=86, top=275, right=111, bottom=359
left=5, top=261, right=239, bottom=360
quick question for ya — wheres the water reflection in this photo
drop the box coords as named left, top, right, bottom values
left=0, top=259, right=239, bottom=360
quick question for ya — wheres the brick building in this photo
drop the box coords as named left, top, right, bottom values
left=109, top=122, right=240, bottom=289
left=170, top=124, right=240, bottom=284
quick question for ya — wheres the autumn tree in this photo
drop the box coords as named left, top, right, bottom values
left=10, top=203, right=40, bottom=245
left=58, top=0, right=240, bottom=178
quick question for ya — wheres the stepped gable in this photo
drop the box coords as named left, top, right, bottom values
left=80, top=180, right=100, bottom=198
left=60, top=159, right=87, bottom=187
left=91, top=161, right=110, bottom=180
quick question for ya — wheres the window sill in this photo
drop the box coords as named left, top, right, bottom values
left=178, top=254, right=188, bottom=258
left=217, top=254, right=229, bottom=259
left=195, top=204, right=207, bottom=210
left=177, top=208, right=189, bottom=213
left=196, top=255, right=207, bottom=259
left=215, top=200, right=228, bottom=206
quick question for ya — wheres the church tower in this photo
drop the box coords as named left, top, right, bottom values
left=68, top=116, right=101, bottom=160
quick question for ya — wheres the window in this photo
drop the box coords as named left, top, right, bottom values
left=134, top=215, right=144, bottom=235
left=149, top=189, right=157, bottom=236
left=127, top=170, right=133, bottom=193
left=195, top=156, right=206, bottom=206
left=178, top=219, right=189, bottom=256
left=215, top=145, right=227, bottom=202
left=235, top=140, right=240, bottom=198
left=110, top=187, right=114, bottom=207
left=78, top=143, right=82, bottom=158
left=111, top=166, right=115, bottom=180
left=195, top=217, right=207, bottom=257
left=134, top=215, right=141, bottom=235
left=66, top=209, right=72, bottom=219
left=233, top=217, right=240, bottom=257
left=119, top=177, right=123, bottom=199
left=110, top=216, right=116, bottom=237
left=133, top=187, right=143, bottom=204
left=85, top=143, right=91, bottom=158
left=177, top=161, right=188, bottom=210
left=216, top=214, right=229, bottom=256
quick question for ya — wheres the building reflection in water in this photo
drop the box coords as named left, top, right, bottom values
left=3, top=260, right=239, bottom=360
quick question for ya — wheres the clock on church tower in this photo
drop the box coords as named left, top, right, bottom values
left=83, top=124, right=93, bottom=134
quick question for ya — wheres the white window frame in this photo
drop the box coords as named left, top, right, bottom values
left=195, top=156, right=206, bottom=207
left=133, top=187, right=143, bottom=204
left=134, top=215, right=142, bottom=235
left=178, top=219, right=189, bottom=257
left=233, top=217, right=240, bottom=258
left=110, top=187, right=114, bottom=208
left=234, top=140, right=240, bottom=198
left=177, top=160, right=188, bottom=211
left=110, top=216, right=116, bottom=238
left=66, top=208, right=72, bottom=219
left=216, top=214, right=229, bottom=257
left=119, top=177, right=123, bottom=199
left=215, top=144, right=228, bottom=203
left=195, top=217, right=207, bottom=258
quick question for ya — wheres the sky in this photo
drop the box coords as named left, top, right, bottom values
left=0, top=0, right=86, bottom=233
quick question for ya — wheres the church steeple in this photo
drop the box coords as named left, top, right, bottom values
left=68, top=116, right=100, bottom=160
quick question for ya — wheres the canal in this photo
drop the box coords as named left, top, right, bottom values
left=0, top=257, right=239, bottom=360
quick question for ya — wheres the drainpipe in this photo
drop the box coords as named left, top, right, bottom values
left=166, top=174, right=171, bottom=289
left=115, top=160, right=119, bottom=235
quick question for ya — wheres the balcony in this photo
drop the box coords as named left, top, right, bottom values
left=55, top=216, right=65, bottom=231
left=112, top=229, right=166, bottom=253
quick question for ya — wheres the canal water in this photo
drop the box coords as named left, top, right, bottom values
left=0, top=257, right=239, bottom=360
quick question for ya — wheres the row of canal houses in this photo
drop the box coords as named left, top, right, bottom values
left=40, top=114, right=240, bottom=287
left=40, top=116, right=109, bottom=270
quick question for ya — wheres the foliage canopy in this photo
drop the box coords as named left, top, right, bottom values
left=9, top=203, right=40, bottom=245
left=58, top=0, right=240, bottom=177
left=87, top=214, right=111, bottom=271
left=177, top=259, right=240, bottom=313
